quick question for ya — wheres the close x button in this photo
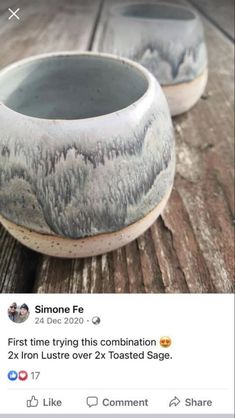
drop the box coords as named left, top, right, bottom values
left=8, top=8, right=20, bottom=20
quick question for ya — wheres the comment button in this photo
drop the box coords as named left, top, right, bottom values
left=86, top=396, right=98, bottom=408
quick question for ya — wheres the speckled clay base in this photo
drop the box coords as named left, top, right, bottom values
left=163, top=68, right=208, bottom=116
left=0, top=188, right=171, bottom=258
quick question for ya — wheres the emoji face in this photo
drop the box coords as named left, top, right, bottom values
left=160, top=336, right=172, bottom=348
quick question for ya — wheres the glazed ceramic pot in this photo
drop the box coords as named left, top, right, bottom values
left=97, top=2, right=208, bottom=116
left=0, top=52, right=175, bottom=258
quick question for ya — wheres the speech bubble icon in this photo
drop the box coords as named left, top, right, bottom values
left=86, top=396, right=98, bottom=408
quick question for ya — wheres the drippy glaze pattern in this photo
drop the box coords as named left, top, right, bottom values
left=0, top=65, right=175, bottom=239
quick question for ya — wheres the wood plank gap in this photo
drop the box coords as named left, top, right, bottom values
left=88, top=0, right=104, bottom=51
left=188, top=0, right=234, bottom=43
left=151, top=217, right=190, bottom=293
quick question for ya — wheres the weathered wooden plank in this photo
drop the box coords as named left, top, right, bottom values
left=34, top=256, right=86, bottom=293
left=0, top=0, right=101, bottom=69
left=151, top=216, right=190, bottom=293
left=170, top=13, right=234, bottom=292
left=112, top=248, right=129, bottom=293
left=190, top=0, right=234, bottom=40
left=0, top=0, right=101, bottom=293
left=101, top=253, right=115, bottom=293
left=125, top=241, right=145, bottom=293
left=35, top=252, right=117, bottom=294
left=137, top=229, right=165, bottom=293
left=0, top=224, right=39, bottom=293
left=159, top=188, right=216, bottom=293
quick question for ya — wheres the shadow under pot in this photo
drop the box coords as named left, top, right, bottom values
left=0, top=52, right=175, bottom=258
left=98, top=2, right=208, bottom=116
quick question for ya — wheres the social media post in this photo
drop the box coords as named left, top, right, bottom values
left=0, top=0, right=234, bottom=296
left=0, top=1, right=234, bottom=418
left=0, top=294, right=234, bottom=415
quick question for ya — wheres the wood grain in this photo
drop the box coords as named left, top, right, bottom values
left=190, top=0, right=234, bottom=40
left=0, top=224, right=39, bottom=293
left=0, top=0, right=101, bottom=68
left=0, top=0, right=234, bottom=293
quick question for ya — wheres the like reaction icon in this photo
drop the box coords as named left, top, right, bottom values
left=26, top=396, right=39, bottom=408
left=8, top=371, right=18, bottom=381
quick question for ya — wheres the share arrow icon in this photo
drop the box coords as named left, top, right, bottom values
left=169, top=396, right=181, bottom=407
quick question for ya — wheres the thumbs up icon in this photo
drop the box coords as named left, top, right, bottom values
left=26, top=395, right=39, bottom=408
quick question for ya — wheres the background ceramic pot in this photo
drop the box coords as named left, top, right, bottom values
left=97, top=2, right=208, bottom=116
left=0, top=52, right=175, bottom=257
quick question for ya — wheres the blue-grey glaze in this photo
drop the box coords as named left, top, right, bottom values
left=0, top=53, right=175, bottom=239
left=98, top=3, right=208, bottom=85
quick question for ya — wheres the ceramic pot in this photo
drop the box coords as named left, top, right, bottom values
left=97, top=2, right=208, bottom=116
left=0, top=52, right=175, bottom=258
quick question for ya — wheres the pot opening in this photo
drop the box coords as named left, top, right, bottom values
left=0, top=54, right=148, bottom=120
left=116, top=3, right=196, bottom=21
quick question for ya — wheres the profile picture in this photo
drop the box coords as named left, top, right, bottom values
left=8, top=303, right=30, bottom=323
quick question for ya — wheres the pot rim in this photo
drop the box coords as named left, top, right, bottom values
left=109, top=1, right=198, bottom=23
left=0, top=51, right=158, bottom=124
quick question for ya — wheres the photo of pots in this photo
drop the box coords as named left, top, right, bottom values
left=0, top=0, right=234, bottom=294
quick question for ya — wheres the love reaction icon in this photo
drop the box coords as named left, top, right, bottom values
left=18, top=370, right=28, bottom=381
